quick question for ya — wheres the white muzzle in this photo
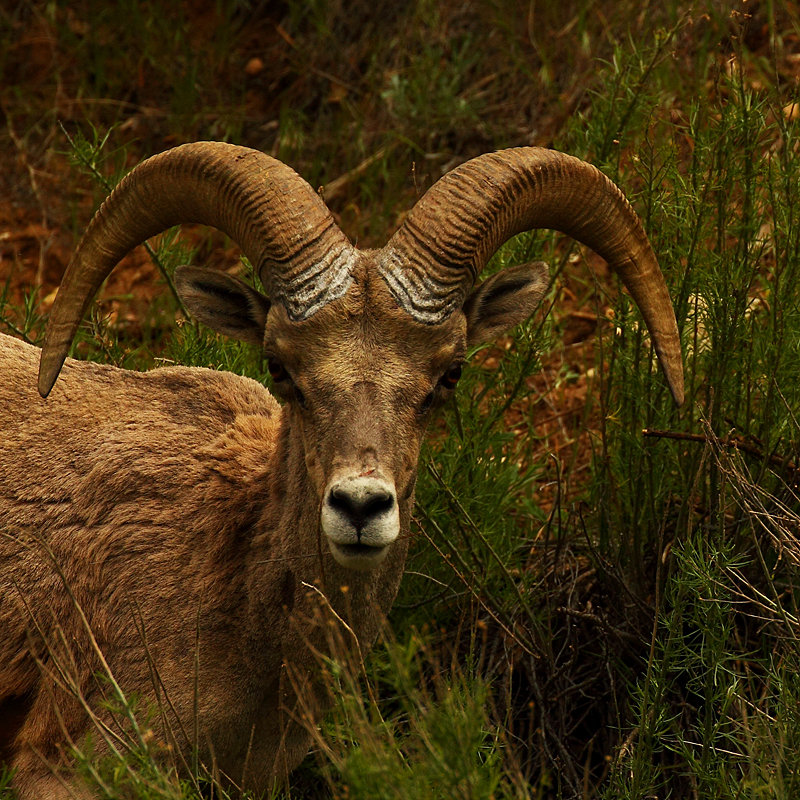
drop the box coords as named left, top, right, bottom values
left=321, top=475, right=399, bottom=571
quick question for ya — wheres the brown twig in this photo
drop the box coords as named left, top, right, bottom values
left=642, top=428, right=798, bottom=474
left=321, top=142, right=398, bottom=202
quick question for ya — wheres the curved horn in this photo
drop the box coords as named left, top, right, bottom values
left=38, top=142, right=355, bottom=397
left=380, top=148, right=684, bottom=405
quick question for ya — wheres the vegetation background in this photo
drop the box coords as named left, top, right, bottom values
left=3, top=0, right=800, bottom=797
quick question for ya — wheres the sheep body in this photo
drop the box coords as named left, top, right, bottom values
left=0, top=332, right=405, bottom=797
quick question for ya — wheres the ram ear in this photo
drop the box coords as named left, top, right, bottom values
left=174, top=266, right=271, bottom=345
left=463, top=262, right=550, bottom=347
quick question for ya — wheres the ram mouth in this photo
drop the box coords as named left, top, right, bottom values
left=335, top=542, right=385, bottom=557
left=329, top=541, right=389, bottom=570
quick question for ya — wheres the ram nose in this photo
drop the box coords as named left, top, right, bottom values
left=321, top=475, right=400, bottom=571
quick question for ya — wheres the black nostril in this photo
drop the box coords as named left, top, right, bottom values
left=329, top=488, right=352, bottom=514
left=328, top=486, right=395, bottom=532
left=363, top=493, right=394, bottom=517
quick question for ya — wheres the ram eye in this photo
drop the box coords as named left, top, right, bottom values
left=439, top=363, right=463, bottom=391
left=268, top=357, right=289, bottom=382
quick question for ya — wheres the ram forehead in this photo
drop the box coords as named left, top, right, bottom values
left=265, top=262, right=467, bottom=384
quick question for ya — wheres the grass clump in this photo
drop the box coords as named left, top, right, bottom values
left=304, top=633, right=526, bottom=800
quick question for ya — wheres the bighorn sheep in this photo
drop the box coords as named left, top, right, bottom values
left=0, top=143, right=684, bottom=798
